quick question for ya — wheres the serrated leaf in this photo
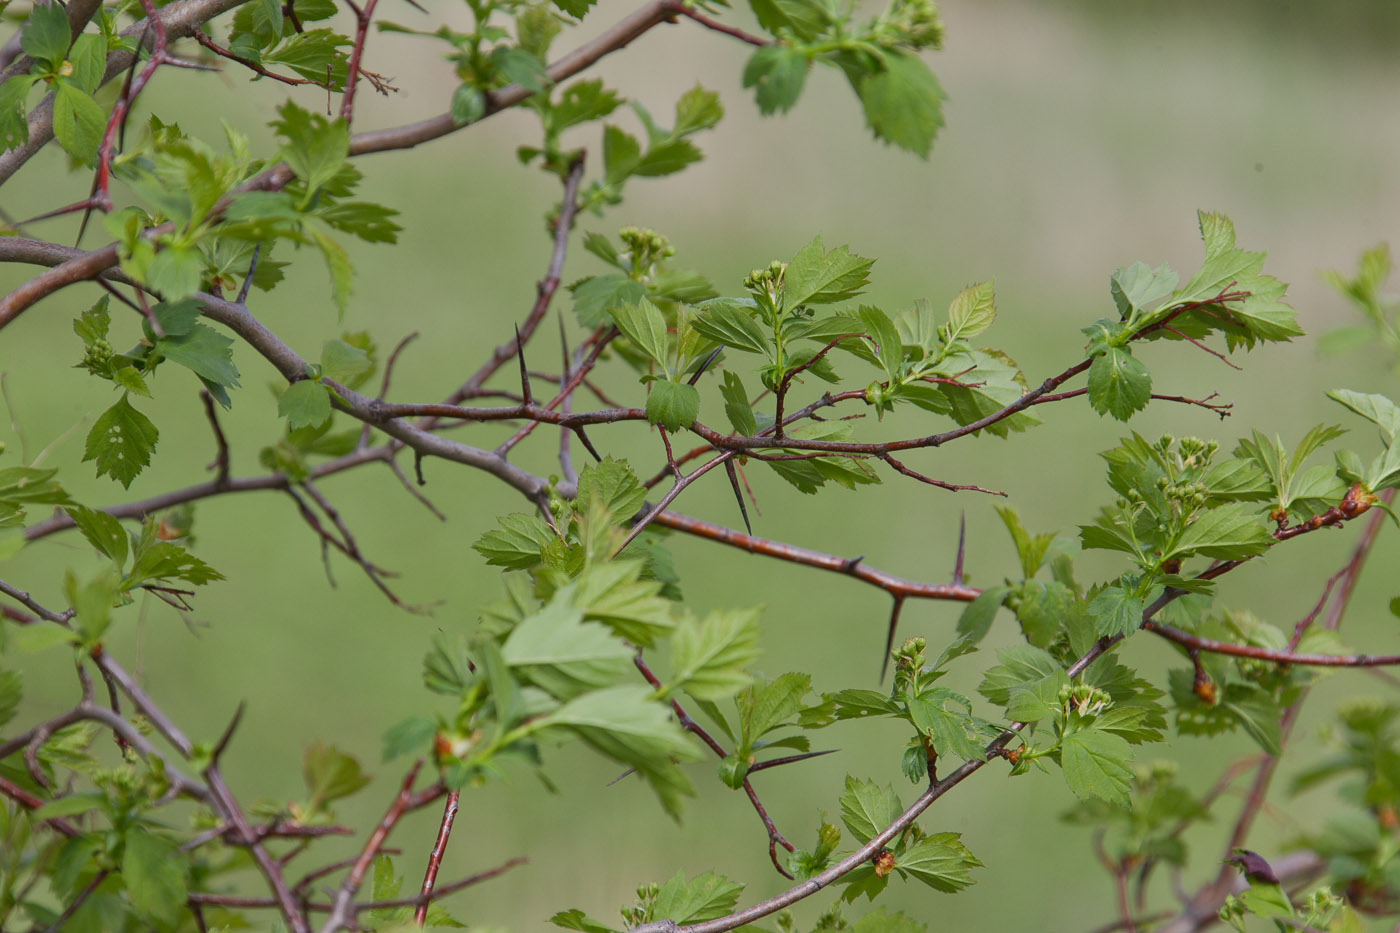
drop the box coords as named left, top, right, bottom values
left=0, top=76, right=35, bottom=152
left=320, top=338, right=371, bottom=383
left=84, top=395, right=158, bottom=488
left=1167, top=503, right=1273, bottom=560
left=667, top=608, right=760, bottom=701
left=650, top=870, right=745, bottom=924
left=1061, top=728, right=1133, bottom=806
left=21, top=1, right=71, bottom=64
left=538, top=685, right=697, bottom=760
left=894, top=833, right=981, bottom=893
left=741, top=672, right=812, bottom=741
left=381, top=714, right=436, bottom=760
left=857, top=51, right=945, bottom=158
left=63, top=506, right=128, bottom=567
left=158, top=323, right=241, bottom=395
left=673, top=85, right=724, bottom=137
left=719, top=370, right=758, bottom=437
left=1087, top=348, right=1151, bottom=421
left=121, top=829, right=187, bottom=926
left=905, top=687, right=983, bottom=762
left=945, top=281, right=995, bottom=342
left=502, top=598, right=631, bottom=699
left=784, top=236, right=875, bottom=311
left=692, top=302, right=769, bottom=354
left=978, top=644, right=1059, bottom=706
left=1327, top=389, right=1400, bottom=444
left=273, top=101, right=348, bottom=195
left=1087, top=585, right=1144, bottom=639
left=1110, top=261, right=1177, bottom=317
left=610, top=297, right=669, bottom=365
left=646, top=380, right=700, bottom=432
left=303, top=742, right=371, bottom=812
left=278, top=380, right=332, bottom=430
left=52, top=81, right=104, bottom=165
left=473, top=513, right=555, bottom=570
left=856, top=305, right=903, bottom=381
left=123, top=539, right=223, bottom=590
left=742, top=45, right=809, bottom=115
left=839, top=775, right=901, bottom=844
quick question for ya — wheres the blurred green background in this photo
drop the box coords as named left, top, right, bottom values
left=3, top=0, right=1400, bottom=929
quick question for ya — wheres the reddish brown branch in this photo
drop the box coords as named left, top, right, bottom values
left=413, top=790, right=461, bottom=926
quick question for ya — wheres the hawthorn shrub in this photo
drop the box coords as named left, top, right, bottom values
left=0, top=1, right=1398, bottom=932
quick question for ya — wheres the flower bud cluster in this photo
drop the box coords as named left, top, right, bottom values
left=874, top=0, right=944, bottom=50
left=1059, top=682, right=1112, bottom=718
left=744, top=259, right=787, bottom=304
left=618, top=226, right=674, bottom=274
left=81, top=338, right=115, bottom=375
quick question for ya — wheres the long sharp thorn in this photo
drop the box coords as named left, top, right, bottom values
left=573, top=426, right=603, bottom=462
left=688, top=346, right=724, bottom=386
left=879, top=595, right=906, bottom=683
left=953, top=510, right=966, bottom=584
left=745, top=748, right=838, bottom=774
left=725, top=459, right=752, bottom=535
left=514, top=324, right=532, bottom=406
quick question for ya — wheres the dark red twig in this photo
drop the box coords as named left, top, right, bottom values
left=413, top=789, right=461, bottom=926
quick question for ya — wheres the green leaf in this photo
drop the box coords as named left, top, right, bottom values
left=995, top=507, right=1054, bottom=579
left=634, top=138, right=702, bottom=177
left=450, top=84, right=486, bottom=126
left=857, top=51, right=946, bottom=158
left=502, top=598, right=631, bottom=699
left=549, top=0, right=595, bottom=19
left=0, top=464, right=73, bottom=529
left=1087, top=348, right=1151, bottom=421
left=742, top=45, right=809, bottom=115
left=839, top=775, right=901, bottom=844
left=851, top=908, right=926, bottom=933
left=538, top=685, right=697, bottom=759
left=741, top=672, right=812, bottom=740
left=646, top=381, right=700, bottom=433
left=1087, top=585, right=1144, bottom=639
left=572, top=560, right=676, bottom=646
left=1328, top=389, right=1400, bottom=444
left=21, top=1, right=72, bottom=64
left=145, top=244, right=204, bottom=301
left=784, top=236, right=875, bottom=311
left=1167, top=503, right=1273, bottom=560
left=0, top=76, right=35, bottom=152
left=473, top=513, right=556, bottom=570
left=1111, top=261, right=1177, bottom=317
left=52, top=81, right=104, bottom=165
left=320, top=338, right=371, bottom=383
left=978, top=644, right=1060, bottom=706
left=610, top=297, right=670, bottom=365
left=0, top=669, right=20, bottom=729
left=855, top=305, right=904, bottom=381
left=152, top=298, right=201, bottom=336
left=552, top=80, right=622, bottom=132
left=894, top=833, right=981, bottom=892
left=603, top=125, right=641, bottom=185
left=123, top=538, right=223, bottom=590
left=278, top=380, right=332, bottom=430
left=954, top=586, right=1007, bottom=645
left=157, top=324, right=241, bottom=397
left=667, top=608, right=760, bottom=701
left=423, top=630, right=475, bottom=695
left=121, top=829, right=187, bottom=926
left=572, top=275, right=647, bottom=327
left=84, top=395, right=159, bottom=488
left=549, top=908, right=616, bottom=933
left=310, top=228, right=354, bottom=316
left=711, top=373, right=754, bottom=439
left=382, top=715, right=436, bottom=760
left=945, top=281, right=996, bottom=342
left=63, top=506, right=128, bottom=567
left=492, top=46, right=551, bottom=92
left=272, top=101, right=349, bottom=196
left=303, top=742, right=371, bottom=810
left=576, top=458, right=647, bottom=520
left=1061, top=728, right=1134, bottom=806
left=68, top=34, right=106, bottom=94
left=692, top=301, right=769, bottom=353
left=905, top=687, right=983, bottom=762
left=673, top=85, right=724, bottom=137
left=650, top=870, right=745, bottom=924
